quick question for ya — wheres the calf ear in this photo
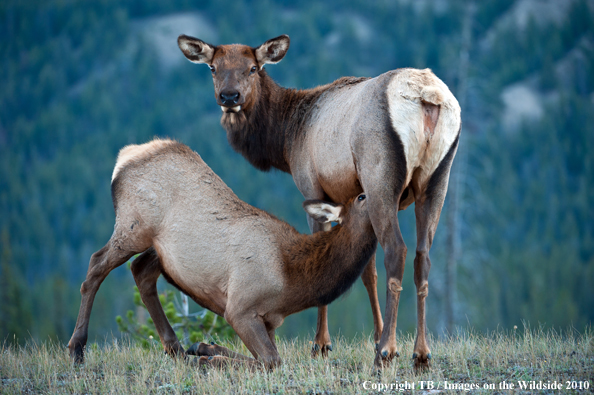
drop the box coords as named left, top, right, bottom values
left=303, top=200, right=343, bottom=224
left=178, top=35, right=215, bottom=64
left=255, top=35, right=290, bottom=66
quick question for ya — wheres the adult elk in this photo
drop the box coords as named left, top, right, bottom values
left=178, top=34, right=461, bottom=369
left=68, top=139, right=377, bottom=369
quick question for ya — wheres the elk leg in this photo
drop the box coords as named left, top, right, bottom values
left=68, top=243, right=135, bottom=363
left=130, top=248, right=184, bottom=357
left=266, top=322, right=279, bottom=351
left=312, top=306, right=332, bottom=357
left=360, top=251, right=383, bottom=347
left=187, top=342, right=253, bottom=361
left=411, top=197, right=436, bottom=371
left=307, top=216, right=333, bottom=357
left=358, top=171, right=407, bottom=369
left=410, top=136, right=458, bottom=371
left=225, top=310, right=282, bottom=370
left=373, top=215, right=406, bottom=368
left=132, top=251, right=258, bottom=366
left=352, top=130, right=409, bottom=369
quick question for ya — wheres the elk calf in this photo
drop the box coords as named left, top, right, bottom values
left=68, top=139, right=376, bottom=369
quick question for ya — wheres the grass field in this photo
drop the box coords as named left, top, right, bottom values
left=1, top=327, right=592, bottom=394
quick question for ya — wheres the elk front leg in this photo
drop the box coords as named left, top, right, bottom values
left=360, top=251, right=383, bottom=348
left=307, top=216, right=333, bottom=357
left=68, top=243, right=135, bottom=363
left=130, top=248, right=184, bottom=357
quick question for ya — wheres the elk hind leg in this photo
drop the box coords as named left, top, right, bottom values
left=373, top=211, right=407, bottom=368
left=411, top=195, right=439, bottom=371
left=130, top=248, right=185, bottom=357
left=411, top=137, right=458, bottom=370
left=68, top=243, right=135, bottom=363
left=187, top=342, right=253, bottom=361
left=225, top=309, right=281, bottom=370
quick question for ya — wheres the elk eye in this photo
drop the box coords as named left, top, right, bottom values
left=358, top=194, right=366, bottom=201
left=250, top=66, right=257, bottom=74
left=209, top=65, right=216, bottom=74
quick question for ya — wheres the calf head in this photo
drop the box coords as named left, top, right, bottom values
left=178, top=34, right=290, bottom=114
left=303, top=193, right=372, bottom=233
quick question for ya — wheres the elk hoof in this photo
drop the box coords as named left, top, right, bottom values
left=412, top=352, right=432, bottom=371
left=374, top=347, right=399, bottom=368
left=187, top=341, right=217, bottom=357
left=187, top=342, right=200, bottom=356
left=69, top=343, right=85, bottom=364
left=311, top=343, right=332, bottom=358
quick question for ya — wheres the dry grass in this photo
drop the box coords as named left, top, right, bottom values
left=1, top=326, right=592, bottom=394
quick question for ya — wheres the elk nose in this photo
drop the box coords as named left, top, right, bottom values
left=220, top=91, right=240, bottom=106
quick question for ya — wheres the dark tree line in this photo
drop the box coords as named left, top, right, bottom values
left=1, top=0, right=592, bottom=343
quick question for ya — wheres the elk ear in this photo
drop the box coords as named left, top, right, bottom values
left=178, top=34, right=215, bottom=64
left=255, top=35, right=290, bottom=66
left=303, top=200, right=343, bottom=224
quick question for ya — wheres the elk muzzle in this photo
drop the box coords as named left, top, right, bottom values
left=220, top=91, right=240, bottom=106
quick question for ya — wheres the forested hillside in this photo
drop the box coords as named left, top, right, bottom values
left=1, top=0, right=593, bottom=344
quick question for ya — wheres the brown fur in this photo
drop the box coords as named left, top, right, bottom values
left=178, top=35, right=462, bottom=368
left=222, top=71, right=370, bottom=173
left=68, top=139, right=376, bottom=370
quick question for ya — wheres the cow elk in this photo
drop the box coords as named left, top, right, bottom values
left=68, top=139, right=377, bottom=369
left=178, top=34, right=462, bottom=369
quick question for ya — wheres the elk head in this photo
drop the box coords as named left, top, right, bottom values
left=177, top=34, right=290, bottom=115
left=303, top=193, right=372, bottom=234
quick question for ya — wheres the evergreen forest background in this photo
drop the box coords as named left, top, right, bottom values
left=1, top=0, right=593, bottom=345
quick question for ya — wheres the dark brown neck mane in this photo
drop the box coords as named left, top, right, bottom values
left=221, top=70, right=369, bottom=174
left=281, top=219, right=377, bottom=311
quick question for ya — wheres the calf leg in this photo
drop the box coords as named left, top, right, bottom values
left=132, top=250, right=258, bottom=367
left=187, top=342, right=253, bottom=361
left=68, top=243, right=135, bottom=363
left=225, top=310, right=282, bottom=370
left=360, top=251, right=383, bottom=347
left=130, top=248, right=184, bottom=357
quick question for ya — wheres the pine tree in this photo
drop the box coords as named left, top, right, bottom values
left=0, top=228, right=33, bottom=343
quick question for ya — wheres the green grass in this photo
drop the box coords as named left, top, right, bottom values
left=1, top=327, right=592, bottom=394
